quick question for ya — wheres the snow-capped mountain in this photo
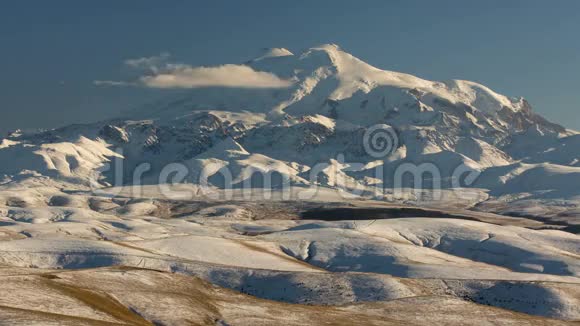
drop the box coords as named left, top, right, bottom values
left=2, top=44, right=580, bottom=324
left=1, top=44, right=579, bottom=217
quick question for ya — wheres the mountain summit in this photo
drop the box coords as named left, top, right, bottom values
left=140, top=44, right=566, bottom=137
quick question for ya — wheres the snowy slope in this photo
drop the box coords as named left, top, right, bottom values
left=1, top=184, right=579, bottom=321
left=1, top=44, right=579, bottom=324
left=0, top=266, right=572, bottom=325
left=0, top=44, right=578, bottom=219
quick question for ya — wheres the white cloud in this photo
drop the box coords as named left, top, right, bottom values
left=93, top=80, right=134, bottom=87
left=124, top=52, right=170, bottom=72
left=96, top=53, right=293, bottom=89
left=140, top=64, right=293, bottom=89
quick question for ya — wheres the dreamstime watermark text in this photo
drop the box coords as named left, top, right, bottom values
left=90, top=124, right=481, bottom=202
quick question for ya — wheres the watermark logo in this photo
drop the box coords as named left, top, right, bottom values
left=363, top=124, right=398, bottom=158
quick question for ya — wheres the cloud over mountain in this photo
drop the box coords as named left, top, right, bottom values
left=95, top=53, right=293, bottom=89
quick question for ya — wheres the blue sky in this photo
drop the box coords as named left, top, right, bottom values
left=1, top=0, right=579, bottom=133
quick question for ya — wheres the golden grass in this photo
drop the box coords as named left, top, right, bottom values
left=43, top=279, right=153, bottom=325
